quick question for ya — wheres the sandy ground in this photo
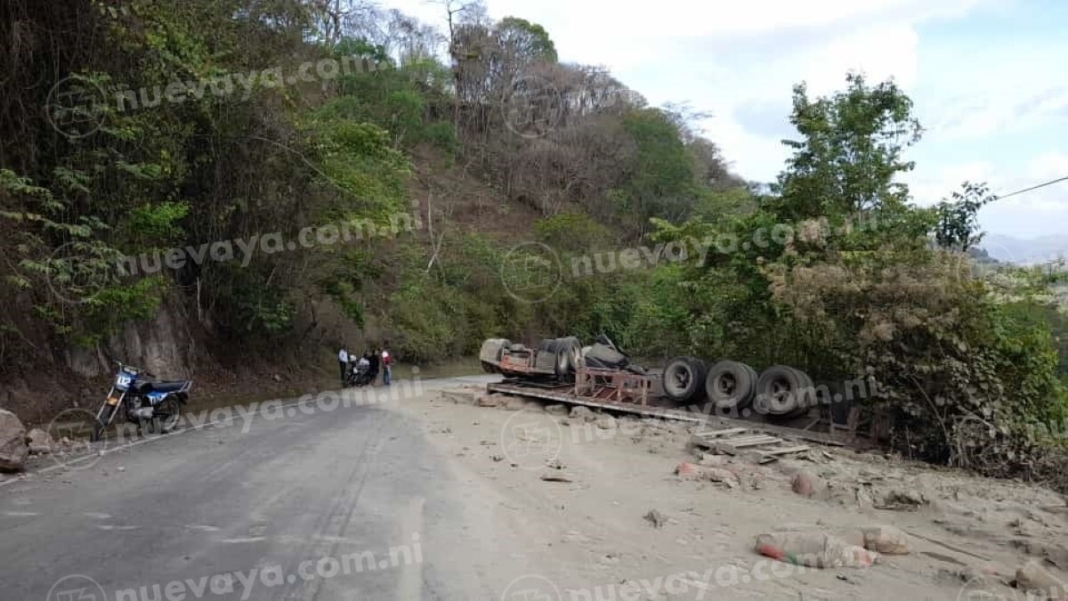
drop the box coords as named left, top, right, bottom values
left=390, top=384, right=1068, bottom=601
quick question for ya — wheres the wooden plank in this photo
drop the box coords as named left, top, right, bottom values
left=905, top=530, right=991, bottom=562
left=694, top=427, right=749, bottom=439
left=729, top=437, right=781, bottom=448
left=721, top=437, right=781, bottom=446
left=760, top=445, right=811, bottom=457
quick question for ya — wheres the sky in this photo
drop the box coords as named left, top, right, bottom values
left=379, top=0, right=1068, bottom=239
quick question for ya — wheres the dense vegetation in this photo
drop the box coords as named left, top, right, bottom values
left=1, top=1, right=1066, bottom=486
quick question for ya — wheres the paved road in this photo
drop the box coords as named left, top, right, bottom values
left=0, top=375, right=513, bottom=601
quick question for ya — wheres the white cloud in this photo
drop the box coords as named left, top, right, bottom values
left=908, top=152, right=1068, bottom=237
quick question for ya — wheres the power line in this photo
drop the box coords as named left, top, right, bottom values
left=994, top=175, right=1068, bottom=201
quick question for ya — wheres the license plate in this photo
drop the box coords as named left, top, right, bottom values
left=106, top=395, right=120, bottom=406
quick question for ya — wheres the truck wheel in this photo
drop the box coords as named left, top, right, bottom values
left=554, top=337, right=581, bottom=379
left=787, top=367, right=816, bottom=418
left=705, top=360, right=757, bottom=411
left=755, top=365, right=805, bottom=417
left=662, top=356, right=707, bottom=403
left=539, top=338, right=560, bottom=353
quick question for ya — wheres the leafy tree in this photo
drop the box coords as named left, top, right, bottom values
left=771, top=72, right=922, bottom=223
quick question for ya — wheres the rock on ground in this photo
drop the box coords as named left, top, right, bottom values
left=0, top=409, right=28, bottom=471
left=569, top=406, right=596, bottom=421
left=27, top=428, right=54, bottom=455
left=791, top=470, right=826, bottom=498
left=1016, top=561, right=1068, bottom=599
left=476, top=394, right=507, bottom=407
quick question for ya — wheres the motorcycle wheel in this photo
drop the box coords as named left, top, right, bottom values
left=91, top=406, right=115, bottom=443
left=155, top=397, right=182, bottom=433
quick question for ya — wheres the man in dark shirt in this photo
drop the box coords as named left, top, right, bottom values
left=367, top=349, right=381, bottom=385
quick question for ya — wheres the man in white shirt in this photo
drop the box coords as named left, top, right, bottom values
left=338, top=347, right=349, bottom=386
left=381, top=343, right=392, bottom=386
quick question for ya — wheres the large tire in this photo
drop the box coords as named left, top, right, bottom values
left=156, top=397, right=182, bottom=433
left=662, top=356, right=708, bottom=403
left=754, top=365, right=808, bottom=417
left=554, top=336, right=581, bottom=379
left=538, top=338, right=560, bottom=353
left=788, top=367, right=816, bottom=418
left=705, top=360, right=757, bottom=411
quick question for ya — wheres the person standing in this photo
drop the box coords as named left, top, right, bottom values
left=368, top=348, right=381, bottom=386
left=338, top=346, right=349, bottom=386
left=381, top=344, right=392, bottom=386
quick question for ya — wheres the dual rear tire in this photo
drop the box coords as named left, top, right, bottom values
left=662, top=358, right=815, bottom=420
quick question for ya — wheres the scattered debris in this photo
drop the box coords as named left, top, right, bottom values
left=440, top=390, right=478, bottom=405
left=877, top=489, right=929, bottom=510
left=905, top=530, right=991, bottom=561
left=545, top=404, right=569, bottom=416
left=644, top=509, right=667, bottom=528
left=26, top=428, right=53, bottom=455
left=690, top=427, right=811, bottom=460
left=791, top=470, right=825, bottom=498
left=491, top=454, right=504, bottom=462
left=842, top=525, right=910, bottom=555
left=1014, top=560, right=1068, bottom=599
left=674, top=462, right=739, bottom=488
left=476, top=394, right=506, bottom=408
left=755, top=532, right=880, bottom=568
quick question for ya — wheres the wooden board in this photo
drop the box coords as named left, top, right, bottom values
left=693, top=428, right=749, bottom=439
left=760, top=445, right=811, bottom=457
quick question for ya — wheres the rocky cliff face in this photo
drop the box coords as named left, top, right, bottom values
left=1, top=292, right=196, bottom=422
left=66, top=295, right=194, bottom=379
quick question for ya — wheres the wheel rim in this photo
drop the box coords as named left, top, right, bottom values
left=672, top=366, right=692, bottom=391
left=768, top=377, right=795, bottom=412
left=716, top=373, right=737, bottom=396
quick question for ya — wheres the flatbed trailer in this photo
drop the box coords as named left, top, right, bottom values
left=488, top=369, right=849, bottom=448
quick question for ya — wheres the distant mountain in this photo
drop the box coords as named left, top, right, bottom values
left=978, top=234, right=1068, bottom=265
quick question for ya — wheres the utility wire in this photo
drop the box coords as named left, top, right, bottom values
left=994, top=175, right=1068, bottom=201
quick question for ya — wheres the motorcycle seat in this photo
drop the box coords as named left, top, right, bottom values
left=135, top=380, right=190, bottom=394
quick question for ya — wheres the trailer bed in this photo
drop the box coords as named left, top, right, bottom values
left=486, top=380, right=849, bottom=447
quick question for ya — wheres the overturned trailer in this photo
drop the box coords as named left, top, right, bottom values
left=478, top=335, right=870, bottom=435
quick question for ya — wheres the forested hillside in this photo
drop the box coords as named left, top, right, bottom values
left=2, top=0, right=1068, bottom=487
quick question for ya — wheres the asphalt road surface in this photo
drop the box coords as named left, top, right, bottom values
left=0, top=375, right=522, bottom=601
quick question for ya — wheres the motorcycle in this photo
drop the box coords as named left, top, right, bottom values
left=91, top=360, right=193, bottom=442
left=347, top=361, right=375, bottom=388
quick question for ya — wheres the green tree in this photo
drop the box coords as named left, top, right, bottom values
left=771, top=72, right=922, bottom=223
